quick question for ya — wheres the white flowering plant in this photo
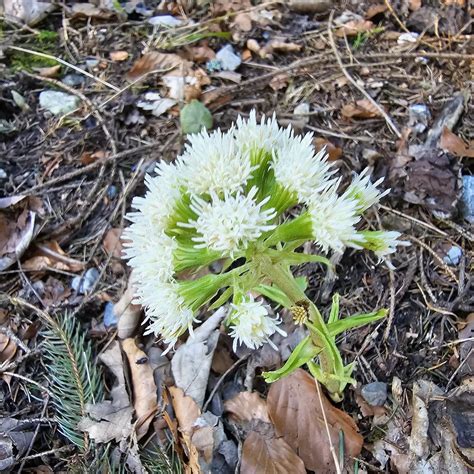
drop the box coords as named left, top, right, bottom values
left=124, top=110, right=408, bottom=401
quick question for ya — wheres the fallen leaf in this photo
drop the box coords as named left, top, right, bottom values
left=365, top=4, right=388, bottom=18
left=0, top=208, right=36, bottom=271
left=0, top=332, right=17, bottom=364
left=186, top=44, right=216, bottom=63
left=116, top=275, right=142, bottom=339
left=241, top=430, right=306, bottom=474
left=315, top=137, right=343, bottom=161
left=341, top=99, right=384, bottom=119
left=122, top=338, right=158, bottom=439
left=225, top=392, right=270, bottom=423
left=103, top=228, right=123, bottom=258
left=0, top=418, right=34, bottom=471
left=439, top=127, right=474, bottom=158
left=110, top=50, right=129, bottom=61
left=70, top=3, right=115, bottom=19
left=80, top=150, right=106, bottom=165
left=267, top=369, right=363, bottom=471
left=22, top=240, right=85, bottom=272
left=180, top=100, right=213, bottom=135
left=408, top=0, right=422, bottom=10
left=336, top=20, right=375, bottom=37
left=171, top=308, right=226, bottom=408
left=232, top=12, right=252, bottom=31
left=33, top=64, right=61, bottom=77
left=126, top=52, right=190, bottom=81
left=78, top=342, right=133, bottom=443
left=269, top=73, right=289, bottom=91
left=457, top=313, right=474, bottom=378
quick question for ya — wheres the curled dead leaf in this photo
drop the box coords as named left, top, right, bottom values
left=315, top=137, right=343, bottom=161
left=122, top=338, right=158, bottom=440
left=439, top=127, right=474, bottom=158
left=224, top=392, right=270, bottom=423
left=365, top=4, right=388, bottom=18
left=336, top=20, right=375, bottom=37
left=116, top=276, right=142, bottom=339
left=269, top=73, right=289, bottom=91
left=102, top=228, right=123, bottom=259
left=22, top=240, right=84, bottom=272
left=110, top=50, right=129, bottom=62
left=341, top=99, right=384, bottom=119
left=267, top=369, right=363, bottom=471
left=126, top=52, right=190, bottom=81
left=0, top=332, right=17, bottom=364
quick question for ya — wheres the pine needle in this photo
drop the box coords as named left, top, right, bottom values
left=43, top=313, right=103, bottom=451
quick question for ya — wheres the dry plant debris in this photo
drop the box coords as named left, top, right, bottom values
left=0, top=0, right=473, bottom=472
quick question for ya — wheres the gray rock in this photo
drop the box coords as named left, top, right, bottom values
left=0, top=168, right=7, bottom=179
left=461, top=176, right=474, bottom=224
left=39, top=91, right=80, bottom=116
left=71, top=268, right=100, bottom=294
left=215, top=45, right=241, bottom=72
left=361, top=382, right=388, bottom=407
left=443, top=246, right=462, bottom=266
left=408, top=103, right=430, bottom=134
left=62, top=74, right=85, bottom=87
left=103, top=302, right=117, bottom=328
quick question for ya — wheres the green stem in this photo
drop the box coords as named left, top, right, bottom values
left=258, top=257, right=339, bottom=394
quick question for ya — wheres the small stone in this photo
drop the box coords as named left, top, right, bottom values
left=85, top=58, right=99, bottom=69
left=103, top=302, right=118, bottom=328
left=107, top=185, right=118, bottom=199
left=148, top=15, right=183, bottom=27
left=397, top=32, right=419, bottom=45
left=215, top=45, right=242, bottom=72
left=361, top=382, right=388, bottom=407
left=443, top=246, right=462, bottom=266
left=39, top=91, right=80, bottom=116
left=62, top=74, right=85, bottom=87
left=0, top=168, right=7, bottom=179
left=461, top=176, right=474, bottom=224
left=71, top=268, right=100, bottom=294
left=408, top=103, right=431, bottom=134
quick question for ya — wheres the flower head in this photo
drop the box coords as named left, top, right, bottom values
left=358, top=230, right=410, bottom=261
left=180, top=187, right=277, bottom=257
left=127, top=161, right=183, bottom=231
left=272, top=133, right=335, bottom=202
left=235, top=110, right=290, bottom=158
left=180, top=128, right=254, bottom=196
left=228, top=295, right=286, bottom=351
left=344, top=168, right=389, bottom=213
left=308, top=182, right=364, bottom=253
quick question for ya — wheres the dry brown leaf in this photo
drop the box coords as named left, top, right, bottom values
left=116, top=275, right=142, bottom=339
left=126, top=52, right=190, bottom=81
left=80, top=150, right=106, bottom=166
left=341, top=99, right=384, bottom=119
left=267, top=369, right=363, bottom=472
left=241, top=430, right=306, bottom=474
left=269, top=73, right=289, bottom=91
left=232, top=12, right=252, bottom=31
left=0, top=332, right=17, bottom=364
left=122, top=338, right=158, bottom=439
left=224, top=392, right=270, bottom=423
left=70, top=3, right=114, bottom=19
left=78, top=341, right=133, bottom=443
left=408, top=0, right=422, bottom=10
left=186, top=45, right=216, bottom=63
left=0, top=208, right=36, bottom=271
left=265, top=40, right=302, bottom=54
left=365, top=4, right=388, bottom=18
left=315, top=137, right=343, bottom=161
left=336, top=20, right=375, bottom=37
left=22, top=240, right=84, bottom=272
left=103, top=228, right=123, bottom=259
left=33, top=64, right=61, bottom=77
left=439, top=127, right=474, bottom=158
left=110, top=50, right=129, bottom=61
left=169, top=386, right=202, bottom=474
left=212, top=0, right=252, bottom=15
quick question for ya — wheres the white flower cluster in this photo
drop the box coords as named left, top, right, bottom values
left=124, top=110, right=407, bottom=352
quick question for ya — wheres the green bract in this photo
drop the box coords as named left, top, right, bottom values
left=124, top=110, right=407, bottom=399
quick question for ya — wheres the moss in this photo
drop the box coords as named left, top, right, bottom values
left=10, top=51, right=58, bottom=72
left=36, top=30, right=59, bottom=45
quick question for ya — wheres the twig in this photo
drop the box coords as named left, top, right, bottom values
left=19, top=445, right=73, bottom=462
left=314, top=379, right=342, bottom=474
left=446, top=347, right=473, bottom=390
left=0, top=326, right=30, bottom=353
left=21, top=143, right=157, bottom=194
left=383, top=266, right=397, bottom=341
left=202, top=355, right=250, bottom=413
left=7, top=45, right=120, bottom=92
left=2, top=372, right=53, bottom=397
left=327, top=10, right=402, bottom=138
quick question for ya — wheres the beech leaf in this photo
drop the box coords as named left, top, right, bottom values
left=267, top=369, right=363, bottom=471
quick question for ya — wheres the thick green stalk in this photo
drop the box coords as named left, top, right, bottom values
left=258, top=257, right=340, bottom=395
